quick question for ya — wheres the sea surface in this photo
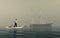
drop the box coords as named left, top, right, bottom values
left=0, top=28, right=60, bottom=38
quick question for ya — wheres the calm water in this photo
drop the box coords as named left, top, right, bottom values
left=0, top=28, right=60, bottom=38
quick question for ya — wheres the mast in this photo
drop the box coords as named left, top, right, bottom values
left=39, top=8, right=46, bottom=24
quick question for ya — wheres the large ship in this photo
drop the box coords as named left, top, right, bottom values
left=29, top=23, right=52, bottom=32
left=29, top=16, right=52, bottom=32
left=29, top=9, right=53, bottom=32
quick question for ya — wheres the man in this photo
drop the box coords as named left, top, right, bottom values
left=14, top=19, right=17, bottom=27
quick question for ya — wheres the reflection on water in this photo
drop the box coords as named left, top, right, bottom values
left=0, top=28, right=60, bottom=38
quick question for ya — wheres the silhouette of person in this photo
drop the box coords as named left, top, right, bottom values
left=14, top=19, right=17, bottom=27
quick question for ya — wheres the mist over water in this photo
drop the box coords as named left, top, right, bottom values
left=0, top=0, right=59, bottom=30
left=0, top=0, right=60, bottom=38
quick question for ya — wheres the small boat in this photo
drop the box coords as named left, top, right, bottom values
left=5, top=25, right=24, bottom=29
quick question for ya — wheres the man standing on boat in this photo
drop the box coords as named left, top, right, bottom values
left=14, top=19, right=18, bottom=27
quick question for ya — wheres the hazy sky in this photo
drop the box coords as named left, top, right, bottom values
left=0, top=0, right=60, bottom=30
